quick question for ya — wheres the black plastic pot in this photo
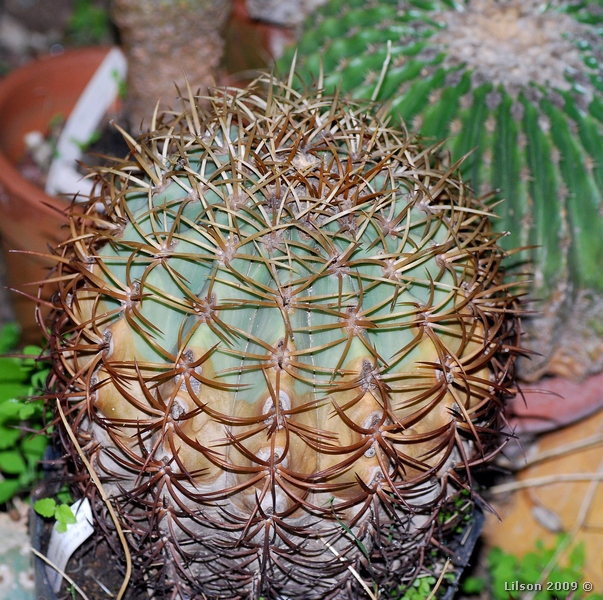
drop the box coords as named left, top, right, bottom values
left=29, top=490, right=56, bottom=599
left=441, top=507, right=485, bottom=600
left=31, top=497, right=484, bottom=600
left=29, top=459, right=62, bottom=599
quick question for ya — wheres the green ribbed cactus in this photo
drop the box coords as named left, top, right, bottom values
left=282, top=0, right=603, bottom=381
left=45, top=74, right=518, bottom=599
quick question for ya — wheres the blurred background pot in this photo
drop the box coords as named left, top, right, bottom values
left=0, top=46, right=117, bottom=344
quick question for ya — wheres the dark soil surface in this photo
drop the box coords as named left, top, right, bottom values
left=38, top=519, right=148, bottom=600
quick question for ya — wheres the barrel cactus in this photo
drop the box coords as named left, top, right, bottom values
left=282, top=0, right=603, bottom=381
left=44, top=74, right=519, bottom=598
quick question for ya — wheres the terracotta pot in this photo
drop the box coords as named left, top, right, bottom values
left=222, top=0, right=297, bottom=81
left=507, top=373, right=603, bottom=434
left=0, top=47, right=112, bottom=344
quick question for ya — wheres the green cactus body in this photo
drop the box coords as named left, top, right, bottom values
left=47, top=76, right=518, bottom=598
left=283, top=0, right=603, bottom=380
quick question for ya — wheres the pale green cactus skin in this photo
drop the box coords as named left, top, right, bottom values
left=46, top=75, right=518, bottom=599
left=283, top=0, right=603, bottom=380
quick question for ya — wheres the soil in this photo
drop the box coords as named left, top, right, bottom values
left=38, top=520, right=148, bottom=600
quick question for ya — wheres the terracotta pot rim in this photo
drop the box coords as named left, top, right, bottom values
left=0, top=46, right=114, bottom=212
left=0, top=45, right=116, bottom=342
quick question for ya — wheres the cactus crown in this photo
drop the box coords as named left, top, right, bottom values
left=430, top=0, right=592, bottom=99
left=46, top=74, right=519, bottom=598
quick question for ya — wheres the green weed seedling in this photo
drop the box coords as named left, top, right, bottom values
left=0, top=323, right=51, bottom=504
left=70, top=130, right=102, bottom=153
left=402, top=572, right=457, bottom=600
left=462, top=534, right=602, bottom=600
left=33, top=496, right=76, bottom=533
left=112, top=69, right=128, bottom=101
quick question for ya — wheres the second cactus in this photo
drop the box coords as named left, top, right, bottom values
left=284, top=0, right=603, bottom=381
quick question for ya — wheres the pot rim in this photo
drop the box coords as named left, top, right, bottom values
left=0, top=46, right=114, bottom=213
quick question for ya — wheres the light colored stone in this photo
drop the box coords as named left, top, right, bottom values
left=246, top=0, right=327, bottom=26
left=0, top=499, right=35, bottom=600
left=0, top=14, right=56, bottom=53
